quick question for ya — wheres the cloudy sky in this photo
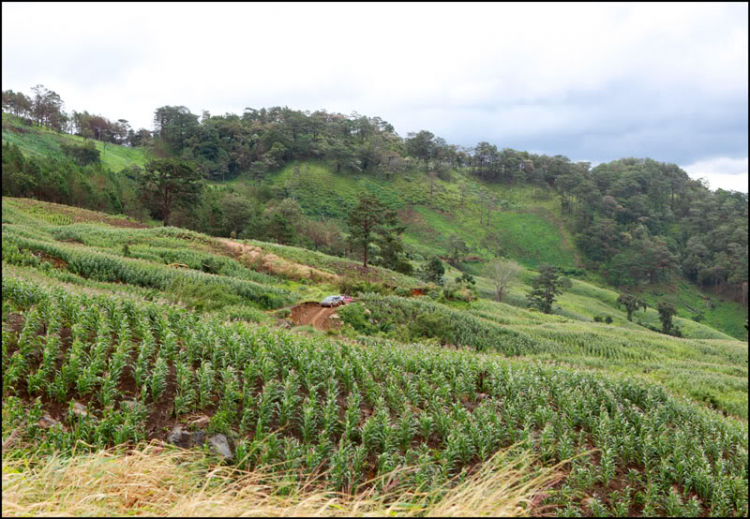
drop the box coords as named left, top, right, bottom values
left=3, top=2, right=747, bottom=191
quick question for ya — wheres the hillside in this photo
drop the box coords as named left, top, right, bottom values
left=218, top=160, right=748, bottom=340
left=3, top=108, right=746, bottom=341
left=2, top=112, right=150, bottom=172
left=3, top=198, right=748, bottom=517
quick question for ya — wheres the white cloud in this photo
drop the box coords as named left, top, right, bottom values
left=682, top=157, right=749, bottom=192
left=2, top=2, right=747, bottom=173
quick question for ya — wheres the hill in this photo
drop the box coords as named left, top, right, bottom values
left=3, top=198, right=748, bottom=516
left=2, top=113, right=150, bottom=171
left=3, top=105, right=746, bottom=341
left=217, top=160, right=748, bottom=340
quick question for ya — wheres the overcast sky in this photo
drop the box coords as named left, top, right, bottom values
left=3, top=2, right=748, bottom=191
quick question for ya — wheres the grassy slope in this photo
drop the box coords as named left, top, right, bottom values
left=1, top=113, right=149, bottom=171
left=253, top=161, right=578, bottom=269
left=3, top=199, right=748, bottom=517
left=218, top=160, right=746, bottom=340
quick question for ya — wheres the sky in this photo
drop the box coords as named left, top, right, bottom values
left=2, top=2, right=748, bottom=192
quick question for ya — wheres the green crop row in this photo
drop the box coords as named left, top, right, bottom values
left=2, top=276, right=747, bottom=516
left=2, top=231, right=293, bottom=309
left=339, top=295, right=748, bottom=418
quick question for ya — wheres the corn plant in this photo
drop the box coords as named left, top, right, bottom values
left=149, top=356, right=168, bottom=402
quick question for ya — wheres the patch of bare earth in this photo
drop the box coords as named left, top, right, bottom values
left=217, top=238, right=339, bottom=283
left=289, top=301, right=342, bottom=331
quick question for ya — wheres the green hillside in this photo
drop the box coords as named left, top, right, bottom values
left=219, top=161, right=578, bottom=270
left=2, top=113, right=150, bottom=171
left=3, top=198, right=748, bottom=517
left=2, top=109, right=745, bottom=342
left=216, top=160, right=747, bottom=340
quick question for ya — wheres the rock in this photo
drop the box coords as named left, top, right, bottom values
left=167, top=425, right=209, bottom=449
left=167, top=425, right=193, bottom=448
left=38, top=415, right=59, bottom=428
left=329, top=314, right=341, bottom=320
left=191, top=431, right=207, bottom=446
left=208, top=434, right=234, bottom=459
left=72, top=402, right=88, bottom=417
left=190, top=415, right=210, bottom=428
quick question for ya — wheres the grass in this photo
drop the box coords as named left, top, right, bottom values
left=2, top=113, right=150, bottom=172
left=1, top=442, right=564, bottom=517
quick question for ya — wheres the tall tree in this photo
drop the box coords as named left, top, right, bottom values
left=139, top=159, right=203, bottom=226
left=347, top=194, right=403, bottom=268
left=447, top=235, right=469, bottom=265
left=657, top=301, right=678, bottom=335
left=526, top=264, right=572, bottom=314
left=616, top=293, right=648, bottom=322
left=484, top=258, right=521, bottom=302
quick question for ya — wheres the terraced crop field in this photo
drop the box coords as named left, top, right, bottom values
left=2, top=198, right=748, bottom=517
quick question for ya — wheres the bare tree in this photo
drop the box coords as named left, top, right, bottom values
left=484, top=258, right=521, bottom=302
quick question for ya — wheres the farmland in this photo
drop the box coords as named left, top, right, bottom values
left=2, top=198, right=748, bottom=517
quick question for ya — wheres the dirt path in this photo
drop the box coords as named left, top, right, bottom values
left=289, top=302, right=342, bottom=330
left=216, top=238, right=339, bottom=283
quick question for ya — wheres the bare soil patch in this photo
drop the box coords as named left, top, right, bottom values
left=217, top=238, right=339, bottom=283
left=289, top=302, right=342, bottom=331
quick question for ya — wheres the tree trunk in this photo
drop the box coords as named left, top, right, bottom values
left=363, top=244, right=368, bottom=269
left=163, top=188, right=172, bottom=227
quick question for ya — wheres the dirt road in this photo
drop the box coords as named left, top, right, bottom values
left=289, top=302, right=342, bottom=330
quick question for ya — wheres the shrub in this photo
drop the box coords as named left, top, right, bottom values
left=412, top=312, right=455, bottom=344
left=442, top=280, right=478, bottom=303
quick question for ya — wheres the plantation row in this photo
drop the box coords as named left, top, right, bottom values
left=341, top=295, right=749, bottom=418
left=2, top=276, right=747, bottom=517
left=2, top=230, right=293, bottom=310
left=345, top=293, right=747, bottom=368
left=0, top=200, right=284, bottom=287
left=51, top=226, right=279, bottom=285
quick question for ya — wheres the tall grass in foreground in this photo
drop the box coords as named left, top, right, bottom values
left=1, top=443, right=564, bottom=517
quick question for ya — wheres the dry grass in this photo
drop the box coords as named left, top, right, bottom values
left=218, top=238, right=340, bottom=284
left=2, top=442, right=568, bottom=517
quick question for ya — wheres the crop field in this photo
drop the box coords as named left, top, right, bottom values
left=3, top=275, right=748, bottom=517
left=2, top=198, right=749, bottom=517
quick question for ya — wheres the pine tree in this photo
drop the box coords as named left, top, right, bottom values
left=347, top=195, right=403, bottom=268
left=526, top=264, right=571, bottom=314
